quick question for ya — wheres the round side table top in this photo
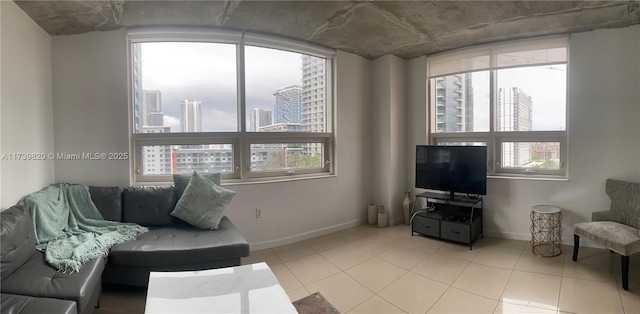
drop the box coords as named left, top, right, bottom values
left=532, top=205, right=561, bottom=214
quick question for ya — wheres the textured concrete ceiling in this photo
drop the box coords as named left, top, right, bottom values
left=14, top=0, right=640, bottom=59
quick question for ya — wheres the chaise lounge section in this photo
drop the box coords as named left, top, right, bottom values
left=1, top=184, right=250, bottom=312
left=1, top=206, right=104, bottom=314
left=93, top=185, right=250, bottom=287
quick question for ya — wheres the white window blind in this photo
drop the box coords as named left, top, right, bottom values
left=428, top=36, right=568, bottom=78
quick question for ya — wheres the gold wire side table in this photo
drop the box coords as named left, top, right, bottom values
left=530, top=205, right=563, bottom=257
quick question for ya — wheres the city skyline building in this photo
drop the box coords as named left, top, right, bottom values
left=132, top=44, right=143, bottom=133
left=142, top=90, right=162, bottom=127
left=301, top=55, right=326, bottom=156
left=250, top=108, right=273, bottom=132
left=498, top=86, right=533, bottom=167
left=172, top=146, right=233, bottom=174
left=434, top=74, right=474, bottom=133
left=258, top=123, right=304, bottom=132
left=301, top=56, right=326, bottom=133
left=180, top=99, right=202, bottom=132
left=147, top=112, right=164, bottom=127
left=142, top=126, right=172, bottom=175
left=273, top=85, right=302, bottom=124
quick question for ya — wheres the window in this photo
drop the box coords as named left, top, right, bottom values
left=428, top=36, right=568, bottom=178
left=128, top=29, right=335, bottom=184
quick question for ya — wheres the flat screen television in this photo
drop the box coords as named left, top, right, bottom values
left=415, top=145, right=487, bottom=200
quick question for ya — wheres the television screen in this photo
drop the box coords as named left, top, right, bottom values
left=415, top=145, right=487, bottom=198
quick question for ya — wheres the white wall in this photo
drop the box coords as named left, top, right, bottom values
left=52, top=29, right=131, bottom=187
left=0, top=1, right=54, bottom=209
left=371, top=55, right=407, bottom=225
left=404, top=56, right=428, bottom=208
left=407, top=25, right=640, bottom=243
left=230, top=51, right=373, bottom=248
left=51, top=31, right=372, bottom=248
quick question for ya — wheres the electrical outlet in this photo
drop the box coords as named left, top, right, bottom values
left=256, top=208, right=262, bottom=218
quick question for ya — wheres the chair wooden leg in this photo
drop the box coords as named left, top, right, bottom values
left=573, top=234, right=580, bottom=261
left=622, top=255, right=629, bottom=290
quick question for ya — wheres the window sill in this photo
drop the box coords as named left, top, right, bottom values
left=223, top=174, right=336, bottom=186
left=487, top=174, right=569, bottom=182
left=131, top=173, right=337, bottom=187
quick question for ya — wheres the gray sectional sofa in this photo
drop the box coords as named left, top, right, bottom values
left=1, top=185, right=250, bottom=313
left=0, top=206, right=104, bottom=314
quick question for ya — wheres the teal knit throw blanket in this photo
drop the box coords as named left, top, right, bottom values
left=19, top=183, right=148, bottom=273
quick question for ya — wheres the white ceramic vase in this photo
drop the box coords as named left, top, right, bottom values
left=378, top=206, right=388, bottom=228
left=367, top=204, right=377, bottom=225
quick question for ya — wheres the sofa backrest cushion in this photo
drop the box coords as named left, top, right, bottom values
left=607, top=179, right=640, bottom=229
left=1, top=206, right=37, bottom=280
left=122, top=186, right=180, bottom=226
left=89, top=186, right=123, bottom=222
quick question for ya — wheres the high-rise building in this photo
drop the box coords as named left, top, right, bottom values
left=142, top=126, right=172, bottom=174
left=147, top=112, right=164, bottom=127
left=142, top=90, right=162, bottom=127
left=301, top=56, right=326, bottom=155
left=132, top=44, right=143, bottom=133
left=258, top=123, right=304, bottom=132
left=180, top=99, right=202, bottom=132
left=273, top=85, right=302, bottom=124
left=172, top=146, right=233, bottom=174
left=434, top=74, right=474, bottom=133
left=250, top=108, right=273, bottom=131
left=301, top=56, right=326, bottom=133
left=498, top=87, right=533, bottom=167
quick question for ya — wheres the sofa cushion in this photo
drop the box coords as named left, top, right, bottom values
left=89, top=186, right=123, bottom=222
left=0, top=293, right=77, bottom=314
left=171, top=172, right=236, bottom=230
left=0, top=251, right=104, bottom=314
left=1, top=206, right=37, bottom=280
left=173, top=172, right=221, bottom=199
left=122, top=186, right=180, bottom=226
left=107, top=217, right=249, bottom=267
left=574, top=221, right=640, bottom=256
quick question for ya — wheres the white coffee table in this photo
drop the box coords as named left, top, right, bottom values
left=145, top=262, right=298, bottom=313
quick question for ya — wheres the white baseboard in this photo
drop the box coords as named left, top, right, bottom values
left=249, top=218, right=366, bottom=251
left=250, top=222, right=601, bottom=251
left=483, top=228, right=600, bottom=249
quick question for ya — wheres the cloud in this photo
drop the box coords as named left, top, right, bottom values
left=201, top=109, right=238, bottom=132
left=163, top=115, right=180, bottom=132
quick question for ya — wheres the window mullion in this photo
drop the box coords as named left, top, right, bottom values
left=237, top=41, right=247, bottom=180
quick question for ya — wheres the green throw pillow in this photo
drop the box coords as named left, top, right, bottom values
left=171, top=172, right=236, bottom=230
left=173, top=172, right=221, bottom=199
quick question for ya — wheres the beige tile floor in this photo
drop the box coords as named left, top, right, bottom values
left=96, top=224, right=640, bottom=313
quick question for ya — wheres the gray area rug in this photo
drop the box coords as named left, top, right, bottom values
left=292, top=292, right=340, bottom=314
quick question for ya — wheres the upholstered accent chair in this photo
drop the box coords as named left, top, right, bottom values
left=573, top=179, right=640, bottom=290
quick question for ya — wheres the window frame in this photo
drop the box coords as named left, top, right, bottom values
left=127, top=28, right=336, bottom=184
left=427, top=36, right=569, bottom=179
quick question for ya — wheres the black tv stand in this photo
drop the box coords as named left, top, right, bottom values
left=410, top=192, right=483, bottom=249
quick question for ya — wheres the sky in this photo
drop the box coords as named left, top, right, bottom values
left=471, top=65, right=567, bottom=132
left=140, top=42, right=566, bottom=134
left=140, top=42, right=304, bottom=132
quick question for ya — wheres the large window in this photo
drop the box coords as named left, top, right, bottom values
left=129, top=29, right=334, bottom=184
left=428, top=36, right=568, bottom=178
